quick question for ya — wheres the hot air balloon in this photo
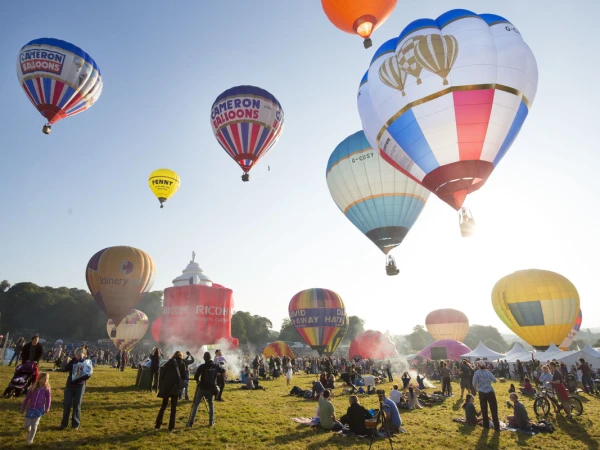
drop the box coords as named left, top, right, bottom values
left=417, top=339, right=471, bottom=361
left=326, top=130, right=429, bottom=275
left=321, top=0, right=397, bottom=48
left=17, top=38, right=103, bottom=134
left=358, top=10, right=538, bottom=234
left=151, top=317, right=162, bottom=343
left=288, top=288, right=346, bottom=356
left=559, top=309, right=582, bottom=350
left=263, top=341, right=296, bottom=359
left=491, top=270, right=580, bottom=350
left=106, top=309, right=149, bottom=352
left=86, top=246, right=156, bottom=325
left=148, top=169, right=180, bottom=208
left=348, top=330, right=397, bottom=360
left=425, top=309, right=469, bottom=342
left=323, top=314, right=348, bottom=356
left=210, top=86, right=284, bottom=182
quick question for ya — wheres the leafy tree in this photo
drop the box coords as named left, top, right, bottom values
left=404, top=325, right=434, bottom=352
left=484, top=339, right=503, bottom=353
left=593, top=339, right=600, bottom=348
left=231, top=313, right=247, bottom=344
left=342, top=316, right=365, bottom=344
left=231, top=311, right=272, bottom=345
left=278, top=318, right=302, bottom=342
left=0, top=280, right=10, bottom=292
left=466, top=325, right=508, bottom=351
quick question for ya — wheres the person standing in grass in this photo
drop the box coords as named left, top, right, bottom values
left=21, top=372, right=51, bottom=445
left=60, top=348, right=87, bottom=430
left=472, top=360, right=500, bottom=431
left=214, top=349, right=226, bottom=401
left=155, top=351, right=186, bottom=432
left=187, top=352, right=223, bottom=428
left=150, top=348, right=162, bottom=393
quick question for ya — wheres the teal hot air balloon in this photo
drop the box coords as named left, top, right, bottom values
left=326, top=131, right=429, bottom=275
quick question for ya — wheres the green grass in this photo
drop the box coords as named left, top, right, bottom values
left=1, top=364, right=599, bottom=449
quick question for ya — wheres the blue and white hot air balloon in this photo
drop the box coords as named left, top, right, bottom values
left=17, top=38, right=103, bottom=134
left=326, top=130, right=429, bottom=275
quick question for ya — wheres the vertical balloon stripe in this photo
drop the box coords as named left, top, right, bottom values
left=249, top=123, right=260, bottom=154
left=492, top=101, right=528, bottom=166
left=25, top=80, right=39, bottom=105
left=58, top=86, right=75, bottom=109
left=240, top=122, right=249, bottom=153
left=220, top=128, right=237, bottom=156
left=52, top=82, right=65, bottom=106
left=217, top=130, right=236, bottom=157
left=229, top=123, right=242, bottom=155
left=254, top=127, right=270, bottom=156
left=453, top=89, right=494, bottom=161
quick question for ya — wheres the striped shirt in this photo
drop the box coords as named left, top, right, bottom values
left=472, top=369, right=496, bottom=393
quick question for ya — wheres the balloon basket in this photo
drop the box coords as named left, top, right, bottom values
left=241, top=173, right=250, bottom=182
left=42, top=124, right=51, bottom=134
left=363, top=38, right=372, bottom=49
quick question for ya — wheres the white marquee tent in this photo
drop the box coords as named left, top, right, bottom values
left=461, top=341, right=505, bottom=361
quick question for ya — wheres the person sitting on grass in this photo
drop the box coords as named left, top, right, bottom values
left=405, top=386, right=423, bottom=410
left=462, top=394, right=483, bottom=425
left=319, top=389, right=343, bottom=432
left=377, top=389, right=403, bottom=435
left=519, top=377, right=535, bottom=395
left=326, top=373, right=335, bottom=389
left=242, top=372, right=262, bottom=390
left=320, top=372, right=328, bottom=387
left=312, top=379, right=325, bottom=398
left=389, top=385, right=403, bottom=408
left=506, top=393, right=531, bottom=429
left=416, top=374, right=427, bottom=390
left=340, top=395, right=369, bottom=435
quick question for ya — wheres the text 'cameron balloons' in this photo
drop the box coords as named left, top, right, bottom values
left=148, top=169, right=180, bottom=208
left=289, top=288, right=346, bottom=356
left=492, top=270, right=580, bottom=350
left=263, top=341, right=296, bottom=359
left=326, top=130, right=429, bottom=261
left=322, top=0, right=397, bottom=48
left=425, top=309, right=469, bottom=342
left=358, top=10, right=538, bottom=210
left=348, top=330, right=397, bottom=360
left=159, top=284, right=238, bottom=349
left=559, top=309, right=582, bottom=350
left=17, top=38, right=103, bottom=134
left=86, top=246, right=156, bottom=325
left=106, top=309, right=149, bottom=352
left=210, top=86, right=284, bottom=182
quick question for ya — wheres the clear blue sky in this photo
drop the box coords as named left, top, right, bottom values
left=1, top=1, right=598, bottom=336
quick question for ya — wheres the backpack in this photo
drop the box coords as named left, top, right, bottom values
left=200, top=363, right=220, bottom=395
left=531, top=419, right=555, bottom=433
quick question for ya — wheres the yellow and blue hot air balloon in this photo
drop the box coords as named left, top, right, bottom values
left=288, top=288, right=346, bottom=356
left=491, top=270, right=580, bottom=350
left=263, top=341, right=295, bottom=359
left=106, top=309, right=149, bottom=352
left=148, top=169, right=180, bottom=208
left=326, top=131, right=429, bottom=275
left=17, top=38, right=103, bottom=134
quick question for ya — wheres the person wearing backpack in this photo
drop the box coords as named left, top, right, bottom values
left=186, top=352, right=223, bottom=427
left=154, top=351, right=186, bottom=432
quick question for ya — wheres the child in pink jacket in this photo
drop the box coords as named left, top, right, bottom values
left=21, top=372, right=51, bottom=445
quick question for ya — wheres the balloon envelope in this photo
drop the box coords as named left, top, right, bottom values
left=148, top=169, right=180, bottom=207
left=425, top=309, right=469, bottom=342
left=106, top=309, right=149, bottom=352
left=86, top=246, right=156, bottom=325
left=348, top=330, right=397, bottom=360
left=210, top=85, right=284, bottom=177
left=559, top=309, right=582, bottom=350
left=288, top=288, right=346, bottom=356
left=417, top=339, right=472, bottom=361
left=492, top=270, right=580, bottom=350
left=358, top=10, right=538, bottom=210
left=17, top=38, right=103, bottom=129
left=151, top=317, right=162, bottom=343
left=263, top=341, right=295, bottom=359
left=326, top=130, right=429, bottom=255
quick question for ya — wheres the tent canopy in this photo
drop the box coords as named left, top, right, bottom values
left=583, top=344, right=600, bottom=358
left=533, top=343, right=563, bottom=361
left=552, top=349, right=600, bottom=368
left=460, top=341, right=505, bottom=360
left=505, top=342, right=526, bottom=357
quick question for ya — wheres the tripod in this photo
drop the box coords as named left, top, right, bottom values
left=368, top=401, right=394, bottom=450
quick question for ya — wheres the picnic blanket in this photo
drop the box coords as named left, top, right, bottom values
left=452, top=418, right=513, bottom=431
left=291, top=417, right=318, bottom=426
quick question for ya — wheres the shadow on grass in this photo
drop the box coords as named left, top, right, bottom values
left=6, top=431, right=152, bottom=450
left=554, top=414, right=599, bottom=450
left=452, top=398, right=463, bottom=411
left=272, top=425, right=320, bottom=445
left=85, top=401, right=159, bottom=412
left=85, top=385, right=137, bottom=394
left=475, top=428, right=501, bottom=448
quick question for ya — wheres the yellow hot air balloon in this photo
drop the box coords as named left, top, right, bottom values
left=86, top=246, right=156, bottom=325
left=148, top=169, right=180, bottom=208
left=106, top=309, right=149, bottom=352
left=491, top=270, right=580, bottom=350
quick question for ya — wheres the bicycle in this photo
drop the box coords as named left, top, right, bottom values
left=533, top=387, right=583, bottom=417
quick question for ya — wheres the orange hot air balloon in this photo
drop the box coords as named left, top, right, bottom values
left=263, top=341, right=296, bottom=359
left=425, top=309, right=469, bottom=342
left=321, top=0, right=397, bottom=48
left=86, top=246, right=156, bottom=325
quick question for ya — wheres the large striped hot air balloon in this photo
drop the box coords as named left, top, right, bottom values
left=288, top=288, right=346, bottom=356
left=326, top=131, right=429, bottom=275
left=210, top=85, right=284, bottom=182
left=492, top=270, right=580, bottom=350
left=106, top=309, right=149, bottom=352
left=358, top=9, right=538, bottom=226
left=86, top=246, right=156, bottom=325
left=17, top=38, right=103, bottom=134
left=263, top=341, right=295, bottom=359
left=425, top=309, right=469, bottom=342
left=559, top=309, right=582, bottom=350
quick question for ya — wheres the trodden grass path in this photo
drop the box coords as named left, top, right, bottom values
left=0, top=364, right=599, bottom=449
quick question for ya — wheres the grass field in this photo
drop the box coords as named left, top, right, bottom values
left=1, top=364, right=599, bottom=449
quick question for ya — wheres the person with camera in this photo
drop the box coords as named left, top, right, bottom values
left=149, top=348, right=163, bottom=393
left=187, top=351, right=223, bottom=428
left=376, top=389, right=403, bottom=435
left=179, top=351, right=195, bottom=401
left=154, top=351, right=186, bottom=432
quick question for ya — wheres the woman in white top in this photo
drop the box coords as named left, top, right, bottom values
left=405, top=386, right=423, bottom=410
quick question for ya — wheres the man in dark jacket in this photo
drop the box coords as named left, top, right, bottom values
left=21, top=335, right=43, bottom=363
left=187, top=352, right=223, bottom=427
left=155, top=351, right=186, bottom=431
left=340, top=395, right=370, bottom=435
